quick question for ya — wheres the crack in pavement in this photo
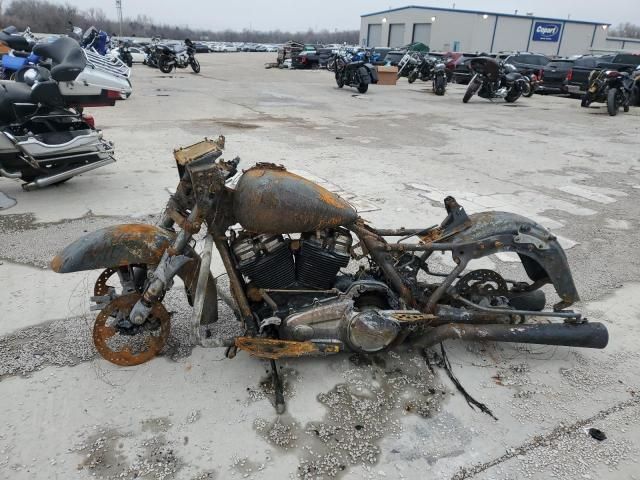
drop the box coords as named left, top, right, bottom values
left=451, top=395, right=640, bottom=479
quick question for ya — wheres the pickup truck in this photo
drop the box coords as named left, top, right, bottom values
left=566, top=53, right=640, bottom=97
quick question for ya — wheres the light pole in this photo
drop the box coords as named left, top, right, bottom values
left=115, top=0, right=123, bottom=37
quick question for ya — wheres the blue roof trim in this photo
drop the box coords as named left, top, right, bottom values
left=361, top=5, right=609, bottom=26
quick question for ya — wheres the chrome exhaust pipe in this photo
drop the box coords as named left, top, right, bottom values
left=0, top=167, right=22, bottom=179
left=22, top=158, right=115, bottom=191
left=419, top=322, right=609, bottom=349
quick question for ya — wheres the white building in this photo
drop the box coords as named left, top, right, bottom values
left=360, top=5, right=640, bottom=56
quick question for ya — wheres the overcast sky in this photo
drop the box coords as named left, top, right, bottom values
left=48, top=1, right=637, bottom=31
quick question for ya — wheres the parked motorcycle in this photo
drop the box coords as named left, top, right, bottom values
left=333, top=52, right=378, bottom=93
left=0, top=26, right=38, bottom=79
left=463, top=57, right=527, bottom=103
left=0, top=26, right=34, bottom=54
left=51, top=137, right=608, bottom=412
left=431, top=60, right=447, bottom=95
left=581, top=68, right=636, bottom=116
left=0, top=37, right=127, bottom=189
left=406, top=55, right=434, bottom=83
left=397, top=51, right=421, bottom=80
left=81, top=26, right=110, bottom=56
left=158, top=39, right=200, bottom=73
left=521, top=71, right=541, bottom=97
left=117, top=41, right=133, bottom=68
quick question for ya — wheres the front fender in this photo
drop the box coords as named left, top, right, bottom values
left=51, top=224, right=174, bottom=273
left=449, top=212, right=580, bottom=308
left=50, top=224, right=204, bottom=307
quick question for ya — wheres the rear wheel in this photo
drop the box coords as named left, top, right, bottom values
left=607, top=88, right=619, bottom=116
left=190, top=58, right=201, bottom=73
left=522, top=80, right=534, bottom=97
left=357, top=83, right=369, bottom=94
left=505, top=87, right=521, bottom=103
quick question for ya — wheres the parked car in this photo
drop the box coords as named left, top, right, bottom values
left=292, top=50, right=320, bottom=69
left=537, top=59, right=574, bottom=94
left=381, top=50, right=405, bottom=66
left=600, top=53, right=640, bottom=71
left=565, top=55, right=614, bottom=97
left=110, top=46, right=146, bottom=63
left=448, top=53, right=479, bottom=84
left=502, top=53, right=551, bottom=75
left=193, top=43, right=210, bottom=53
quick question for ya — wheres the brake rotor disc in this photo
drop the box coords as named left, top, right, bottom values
left=93, top=293, right=170, bottom=366
left=456, top=269, right=508, bottom=299
left=94, top=264, right=145, bottom=297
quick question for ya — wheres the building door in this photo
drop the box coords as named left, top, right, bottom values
left=388, top=24, right=405, bottom=48
left=412, top=23, right=431, bottom=45
left=367, top=24, right=382, bottom=47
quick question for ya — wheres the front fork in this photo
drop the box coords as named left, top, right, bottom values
left=129, top=207, right=200, bottom=325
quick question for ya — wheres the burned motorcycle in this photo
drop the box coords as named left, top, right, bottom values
left=463, top=57, right=527, bottom=103
left=52, top=137, right=608, bottom=412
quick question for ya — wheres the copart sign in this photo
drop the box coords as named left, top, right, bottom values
left=532, top=22, right=562, bottom=42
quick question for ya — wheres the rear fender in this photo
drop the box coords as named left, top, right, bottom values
left=358, top=66, right=371, bottom=84
left=448, top=212, right=579, bottom=309
left=50, top=224, right=210, bottom=308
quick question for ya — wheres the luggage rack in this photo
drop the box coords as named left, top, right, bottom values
left=83, top=48, right=131, bottom=78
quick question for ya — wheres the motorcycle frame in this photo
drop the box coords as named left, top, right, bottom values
left=51, top=139, right=608, bottom=358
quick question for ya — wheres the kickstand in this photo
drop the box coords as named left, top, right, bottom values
left=270, top=359, right=286, bottom=414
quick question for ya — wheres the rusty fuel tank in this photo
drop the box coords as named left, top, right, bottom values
left=233, top=164, right=358, bottom=234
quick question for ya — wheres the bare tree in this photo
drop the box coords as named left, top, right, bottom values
left=609, top=22, right=640, bottom=39
left=0, top=0, right=358, bottom=44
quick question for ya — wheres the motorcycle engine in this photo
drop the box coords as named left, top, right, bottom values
left=231, top=228, right=352, bottom=290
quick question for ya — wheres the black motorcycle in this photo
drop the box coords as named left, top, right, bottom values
left=407, top=55, right=434, bottom=83
left=158, top=39, right=200, bottom=74
left=581, top=68, right=636, bottom=116
left=333, top=52, right=377, bottom=93
left=432, top=60, right=447, bottom=96
left=118, top=41, right=133, bottom=68
left=463, top=57, right=526, bottom=103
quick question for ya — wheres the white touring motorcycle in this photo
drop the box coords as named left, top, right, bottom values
left=0, top=37, right=131, bottom=190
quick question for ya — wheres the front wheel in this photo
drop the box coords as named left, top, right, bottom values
left=607, top=88, right=619, bottom=116
left=159, top=58, right=173, bottom=74
left=505, top=87, right=521, bottom=103
left=581, top=94, right=590, bottom=108
left=434, top=76, right=446, bottom=95
left=463, top=83, right=477, bottom=103
left=335, top=73, right=344, bottom=88
left=190, top=58, right=200, bottom=73
left=408, top=71, right=418, bottom=84
left=357, top=83, right=369, bottom=94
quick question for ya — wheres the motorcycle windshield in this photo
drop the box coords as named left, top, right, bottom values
left=468, top=57, right=500, bottom=81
